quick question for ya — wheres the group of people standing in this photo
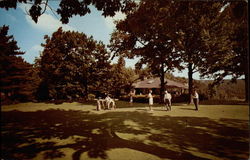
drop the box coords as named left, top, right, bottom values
left=100, top=89, right=199, bottom=111
left=147, top=89, right=172, bottom=111
left=96, top=94, right=116, bottom=111
left=147, top=89, right=199, bottom=111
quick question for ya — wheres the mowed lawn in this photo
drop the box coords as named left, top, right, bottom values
left=1, top=101, right=249, bottom=160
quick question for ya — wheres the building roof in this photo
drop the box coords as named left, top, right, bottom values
left=132, top=77, right=188, bottom=89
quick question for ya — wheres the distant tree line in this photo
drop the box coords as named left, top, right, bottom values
left=194, top=79, right=245, bottom=101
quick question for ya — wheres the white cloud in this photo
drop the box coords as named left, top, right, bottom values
left=22, top=45, right=43, bottom=63
left=19, top=3, right=77, bottom=33
left=6, top=14, right=17, bottom=22
left=25, top=13, right=77, bottom=33
left=29, top=45, right=43, bottom=53
left=18, top=3, right=33, bottom=13
left=104, top=12, right=126, bottom=29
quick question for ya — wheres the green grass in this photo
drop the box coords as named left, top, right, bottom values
left=1, top=102, right=249, bottom=160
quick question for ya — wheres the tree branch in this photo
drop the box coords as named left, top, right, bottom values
left=41, top=0, right=48, bottom=15
left=136, top=38, right=146, bottom=47
left=24, top=0, right=59, bottom=21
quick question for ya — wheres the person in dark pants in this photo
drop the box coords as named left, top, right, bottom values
left=164, top=90, right=172, bottom=111
left=191, top=89, right=199, bottom=110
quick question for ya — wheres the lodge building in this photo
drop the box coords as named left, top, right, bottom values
left=132, top=77, right=188, bottom=96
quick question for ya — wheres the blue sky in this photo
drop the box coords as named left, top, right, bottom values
left=0, top=2, right=120, bottom=61
left=0, top=2, right=202, bottom=79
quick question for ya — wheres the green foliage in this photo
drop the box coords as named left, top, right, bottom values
left=165, top=72, right=187, bottom=84
left=0, top=25, right=38, bottom=104
left=107, top=57, right=137, bottom=97
left=199, top=2, right=247, bottom=79
left=120, top=94, right=160, bottom=103
left=110, top=1, right=248, bottom=102
left=120, top=94, right=190, bottom=103
left=0, top=25, right=24, bottom=56
left=167, top=2, right=228, bottom=103
left=135, top=66, right=152, bottom=80
left=0, top=0, right=137, bottom=24
left=1, top=1, right=247, bottom=103
left=208, top=84, right=217, bottom=99
left=110, top=0, right=185, bottom=102
left=195, top=80, right=245, bottom=101
left=199, top=1, right=248, bottom=101
left=87, top=93, right=95, bottom=100
left=39, top=27, right=111, bottom=100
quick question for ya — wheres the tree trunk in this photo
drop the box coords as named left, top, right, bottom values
left=115, top=89, right=121, bottom=98
left=188, top=62, right=193, bottom=104
left=84, top=78, right=88, bottom=99
left=244, top=70, right=249, bottom=103
left=160, top=62, right=165, bottom=104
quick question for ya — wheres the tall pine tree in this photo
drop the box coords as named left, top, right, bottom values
left=0, top=25, right=36, bottom=103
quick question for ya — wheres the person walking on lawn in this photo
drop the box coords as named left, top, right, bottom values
left=148, top=90, right=154, bottom=111
left=129, top=89, right=135, bottom=105
left=192, top=89, right=199, bottom=110
left=164, top=90, right=172, bottom=111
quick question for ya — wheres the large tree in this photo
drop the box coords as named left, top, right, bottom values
left=171, top=1, right=228, bottom=103
left=39, top=27, right=111, bottom=100
left=0, top=0, right=137, bottom=23
left=0, top=25, right=37, bottom=103
left=107, top=57, right=137, bottom=97
left=199, top=1, right=248, bottom=102
left=109, top=1, right=183, bottom=102
left=110, top=1, right=243, bottom=104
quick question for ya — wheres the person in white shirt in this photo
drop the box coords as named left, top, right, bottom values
left=164, top=90, right=172, bottom=111
left=129, top=89, right=135, bottom=104
left=105, top=94, right=116, bottom=110
left=148, top=90, right=153, bottom=111
left=191, top=89, right=199, bottom=110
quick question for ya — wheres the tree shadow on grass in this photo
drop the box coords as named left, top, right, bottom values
left=1, top=109, right=249, bottom=160
left=179, top=107, right=197, bottom=110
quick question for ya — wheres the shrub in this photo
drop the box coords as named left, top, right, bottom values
left=172, top=94, right=189, bottom=103
left=88, top=94, right=96, bottom=100
left=121, top=94, right=197, bottom=103
left=120, top=95, right=166, bottom=103
left=200, top=99, right=246, bottom=105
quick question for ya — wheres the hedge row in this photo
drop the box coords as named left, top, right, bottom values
left=120, top=94, right=190, bottom=103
